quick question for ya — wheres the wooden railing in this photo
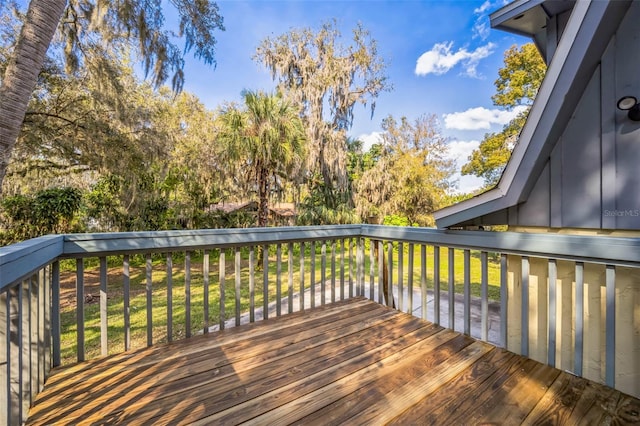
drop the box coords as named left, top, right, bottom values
left=1, top=225, right=639, bottom=425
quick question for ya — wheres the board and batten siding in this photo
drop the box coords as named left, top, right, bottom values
left=499, top=1, right=640, bottom=230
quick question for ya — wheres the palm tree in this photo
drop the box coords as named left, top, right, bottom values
left=0, top=0, right=67, bottom=193
left=0, top=0, right=223, bottom=194
left=218, top=91, right=306, bottom=228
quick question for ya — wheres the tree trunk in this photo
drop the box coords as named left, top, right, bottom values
left=0, top=0, right=66, bottom=194
left=257, top=167, right=269, bottom=228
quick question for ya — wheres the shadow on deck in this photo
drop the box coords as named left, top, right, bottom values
left=26, top=298, right=640, bottom=425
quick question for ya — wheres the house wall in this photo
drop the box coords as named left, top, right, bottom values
left=505, top=227, right=640, bottom=398
left=508, top=1, right=640, bottom=231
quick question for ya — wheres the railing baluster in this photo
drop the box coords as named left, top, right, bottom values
left=203, top=251, right=209, bottom=334
left=605, top=265, right=616, bottom=388
left=220, top=250, right=226, bottom=330
left=299, top=243, right=305, bottom=311
left=463, top=250, right=471, bottom=336
left=408, top=243, right=414, bottom=315
left=357, top=238, right=364, bottom=297
left=378, top=241, right=384, bottom=305
left=521, top=256, right=530, bottom=357
left=146, top=254, right=153, bottom=346
left=185, top=251, right=191, bottom=338
left=52, top=260, right=60, bottom=367
left=547, top=259, right=557, bottom=367
left=310, top=241, right=316, bottom=309
left=263, top=245, right=268, bottom=320
left=433, top=246, right=440, bottom=325
left=76, top=259, right=85, bottom=362
left=448, top=248, right=455, bottom=330
left=421, top=245, right=427, bottom=321
left=288, top=243, right=293, bottom=314
left=369, top=240, right=375, bottom=301
left=236, top=248, right=242, bottom=325
left=44, top=265, right=51, bottom=377
left=18, top=281, right=24, bottom=423
left=4, top=287, right=11, bottom=426
left=500, top=254, right=508, bottom=349
left=321, top=242, right=327, bottom=306
left=340, top=239, right=345, bottom=301
left=398, top=242, right=404, bottom=312
left=387, top=241, right=394, bottom=308
left=167, top=253, right=174, bottom=341
left=349, top=239, right=354, bottom=298
left=28, top=275, right=34, bottom=406
left=250, top=246, right=255, bottom=322
left=38, top=268, right=46, bottom=392
left=100, top=257, right=108, bottom=357
left=276, top=244, right=282, bottom=316
left=331, top=240, right=336, bottom=303
left=574, top=262, right=584, bottom=376
left=123, top=255, right=130, bottom=350
left=481, top=252, right=489, bottom=342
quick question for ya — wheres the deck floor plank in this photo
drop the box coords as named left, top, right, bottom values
left=26, top=297, right=640, bottom=426
left=103, top=312, right=434, bottom=425
left=386, top=347, right=519, bottom=425
left=291, top=333, right=477, bottom=426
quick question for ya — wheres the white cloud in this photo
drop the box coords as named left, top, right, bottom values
left=444, top=140, right=485, bottom=194
left=456, top=174, right=486, bottom=194
left=472, top=0, right=510, bottom=40
left=415, top=42, right=495, bottom=78
left=472, top=18, right=490, bottom=40
left=443, top=105, right=528, bottom=131
left=357, top=131, right=383, bottom=152
left=446, top=140, right=480, bottom=167
left=473, top=0, right=493, bottom=14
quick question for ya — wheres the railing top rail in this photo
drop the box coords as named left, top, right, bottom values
left=360, top=225, right=640, bottom=267
left=0, top=235, right=63, bottom=291
left=61, top=225, right=363, bottom=257
left=2, top=224, right=640, bottom=290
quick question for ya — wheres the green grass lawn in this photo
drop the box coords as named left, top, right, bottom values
left=58, top=241, right=501, bottom=364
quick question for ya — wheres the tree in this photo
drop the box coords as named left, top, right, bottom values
left=0, top=0, right=224, bottom=194
left=462, top=43, right=546, bottom=187
left=217, top=91, right=306, bottom=228
left=355, top=114, right=454, bottom=226
left=255, top=21, right=390, bottom=207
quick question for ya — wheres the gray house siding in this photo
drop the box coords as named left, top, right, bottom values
left=489, top=2, right=640, bottom=231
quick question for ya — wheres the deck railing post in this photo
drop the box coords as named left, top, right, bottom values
left=76, top=259, right=85, bottom=362
left=433, top=246, right=440, bottom=325
left=123, top=255, right=131, bottom=350
left=605, top=265, right=616, bottom=388
left=250, top=246, right=256, bottom=321
left=99, top=257, right=108, bottom=357
left=574, top=262, right=584, bottom=376
left=299, top=243, right=305, bottom=311
left=51, top=261, right=60, bottom=367
left=146, top=254, right=153, bottom=346
left=203, top=251, right=209, bottom=333
left=463, top=250, right=471, bottom=336
left=448, top=248, right=455, bottom=330
left=521, top=256, right=530, bottom=357
left=547, top=259, right=557, bottom=367
left=420, top=245, right=427, bottom=321
left=500, top=254, right=508, bottom=349
left=357, top=238, right=364, bottom=297
left=481, top=252, right=489, bottom=342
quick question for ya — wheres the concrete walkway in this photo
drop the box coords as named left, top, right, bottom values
left=209, top=281, right=501, bottom=346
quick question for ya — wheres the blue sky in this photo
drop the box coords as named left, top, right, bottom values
left=176, top=0, right=531, bottom=193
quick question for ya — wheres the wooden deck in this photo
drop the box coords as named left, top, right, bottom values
left=27, top=297, right=640, bottom=425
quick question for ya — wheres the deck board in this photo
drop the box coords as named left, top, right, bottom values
left=26, top=297, right=640, bottom=425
